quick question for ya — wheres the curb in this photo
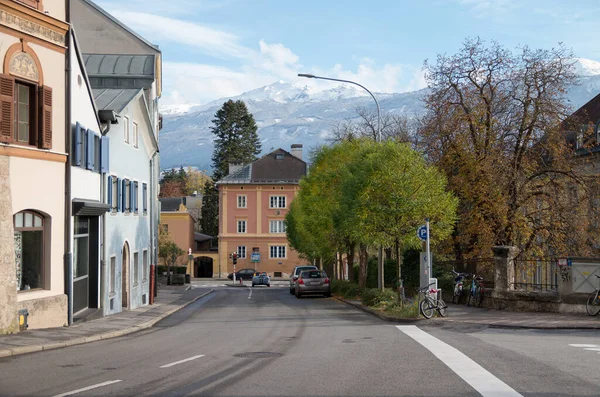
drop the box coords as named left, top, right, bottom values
left=0, top=289, right=215, bottom=358
left=334, top=297, right=423, bottom=324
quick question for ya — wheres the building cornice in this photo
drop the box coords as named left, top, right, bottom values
left=0, top=0, right=68, bottom=50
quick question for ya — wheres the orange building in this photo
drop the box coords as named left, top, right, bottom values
left=217, top=145, right=307, bottom=278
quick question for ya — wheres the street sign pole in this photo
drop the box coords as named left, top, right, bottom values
left=426, top=218, right=431, bottom=282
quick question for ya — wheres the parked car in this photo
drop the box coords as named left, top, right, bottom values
left=294, top=270, right=331, bottom=298
left=289, top=265, right=318, bottom=294
left=252, top=272, right=271, bottom=287
left=227, top=268, right=255, bottom=280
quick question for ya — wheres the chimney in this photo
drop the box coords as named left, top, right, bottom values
left=229, top=162, right=243, bottom=174
left=291, top=144, right=303, bottom=160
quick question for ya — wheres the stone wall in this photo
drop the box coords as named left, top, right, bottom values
left=17, top=294, right=68, bottom=329
left=0, top=155, right=18, bottom=334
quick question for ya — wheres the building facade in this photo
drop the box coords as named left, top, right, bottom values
left=216, top=145, right=307, bottom=278
left=0, top=0, right=69, bottom=332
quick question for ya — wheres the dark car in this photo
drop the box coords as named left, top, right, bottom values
left=227, top=268, right=255, bottom=280
left=294, top=270, right=331, bottom=298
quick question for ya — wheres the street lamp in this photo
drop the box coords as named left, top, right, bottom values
left=297, top=74, right=381, bottom=142
left=298, top=73, right=384, bottom=290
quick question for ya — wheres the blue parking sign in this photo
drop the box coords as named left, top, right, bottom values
left=417, top=225, right=428, bottom=241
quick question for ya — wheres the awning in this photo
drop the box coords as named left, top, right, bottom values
left=72, top=199, right=110, bottom=216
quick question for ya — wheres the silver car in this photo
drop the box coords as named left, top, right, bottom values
left=294, top=270, right=331, bottom=298
left=289, top=265, right=318, bottom=294
left=252, top=272, right=270, bottom=287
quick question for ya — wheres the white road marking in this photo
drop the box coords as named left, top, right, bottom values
left=52, top=380, right=122, bottom=397
left=583, top=348, right=600, bottom=351
left=569, top=344, right=598, bottom=348
left=397, top=325, right=523, bottom=397
left=248, top=287, right=253, bottom=299
left=160, top=355, right=205, bottom=368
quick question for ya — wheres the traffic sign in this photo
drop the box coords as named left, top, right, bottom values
left=417, top=225, right=428, bottom=241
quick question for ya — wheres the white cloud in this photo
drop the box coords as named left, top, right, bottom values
left=106, top=11, right=252, bottom=60
left=457, top=0, right=520, bottom=18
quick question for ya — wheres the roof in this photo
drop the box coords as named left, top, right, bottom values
left=217, top=149, right=307, bottom=185
left=195, top=232, right=214, bottom=243
left=92, top=88, right=141, bottom=113
left=159, top=197, right=185, bottom=212
left=83, top=54, right=155, bottom=78
left=82, top=0, right=160, bottom=53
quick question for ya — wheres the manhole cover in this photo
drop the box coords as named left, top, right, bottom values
left=234, top=352, right=283, bottom=359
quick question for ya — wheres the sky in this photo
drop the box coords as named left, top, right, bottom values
left=95, top=0, right=600, bottom=106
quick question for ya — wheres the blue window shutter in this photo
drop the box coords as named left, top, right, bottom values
left=134, top=181, right=139, bottom=212
left=122, top=179, right=127, bottom=211
left=107, top=176, right=113, bottom=207
left=101, top=136, right=110, bottom=174
left=117, top=178, right=122, bottom=212
left=73, top=122, right=82, bottom=166
left=129, top=181, right=134, bottom=211
left=86, top=129, right=94, bottom=170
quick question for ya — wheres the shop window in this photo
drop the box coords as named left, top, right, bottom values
left=14, top=210, right=46, bottom=291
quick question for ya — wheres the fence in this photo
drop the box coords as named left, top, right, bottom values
left=434, top=258, right=495, bottom=290
left=512, top=258, right=558, bottom=292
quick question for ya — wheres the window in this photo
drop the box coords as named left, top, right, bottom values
left=110, top=256, right=116, bottom=294
left=109, top=176, right=118, bottom=212
left=133, top=122, right=139, bottom=148
left=237, top=195, right=247, bottom=208
left=143, top=250, right=148, bottom=281
left=143, top=183, right=148, bottom=215
left=14, top=211, right=45, bottom=291
left=15, top=82, right=32, bottom=144
left=237, top=220, right=247, bottom=233
left=0, top=74, right=52, bottom=149
left=73, top=217, right=89, bottom=280
left=16, top=0, right=41, bottom=9
left=270, top=196, right=286, bottom=208
left=276, top=153, right=284, bottom=160
left=133, top=252, right=139, bottom=285
left=237, top=246, right=246, bottom=259
left=270, top=245, right=286, bottom=259
left=123, top=116, right=130, bottom=143
left=124, top=179, right=131, bottom=213
left=270, top=220, right=286, bottom=234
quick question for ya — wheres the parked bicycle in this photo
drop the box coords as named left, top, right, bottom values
left=585, top=275, right=600, bottom=316
left=451, top=270, right=470, bottom=304
left=467, top=274, right=485, bottom=308
left=417, top=282, right=448, bottom=319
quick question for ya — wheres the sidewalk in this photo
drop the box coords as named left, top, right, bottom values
left=0, top=285, right=213, bottom=358
left=338, top=298, right=600, bottom=329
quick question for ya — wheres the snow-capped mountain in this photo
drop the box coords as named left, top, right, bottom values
left=159, top=58, right=600, bottom=172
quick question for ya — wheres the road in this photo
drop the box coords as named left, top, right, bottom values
left=0, top=286, right=599, bottom=396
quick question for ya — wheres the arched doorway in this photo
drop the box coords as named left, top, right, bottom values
left=122, top=241, right=130, bottom=308
left=194, top=256, right=213, bottom=278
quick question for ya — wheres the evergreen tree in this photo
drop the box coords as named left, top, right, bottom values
left=210, top=100, right=261, bottom=180
left=200, top=179, right=219, bottom=237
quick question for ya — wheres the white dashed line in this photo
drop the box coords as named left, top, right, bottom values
left=52, top=380, right=123, bottom=397
left=160, top=355, right=205, bottom=368
left=397, top=325, right=523, bottom=397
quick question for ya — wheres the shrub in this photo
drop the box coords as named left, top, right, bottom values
left=386, top=296, right=420, bottom=318
left=361, top=288, right=398, bottom=308
left=331, top=280, right=361, bottom=299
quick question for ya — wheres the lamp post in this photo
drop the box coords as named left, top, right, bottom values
left=298, top=73, right=384, bottom=290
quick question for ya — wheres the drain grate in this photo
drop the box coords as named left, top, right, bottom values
left=234, top=352, right=283, bottom=359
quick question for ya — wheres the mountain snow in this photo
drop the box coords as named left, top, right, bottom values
left=159, top=58, right=600, bottom=172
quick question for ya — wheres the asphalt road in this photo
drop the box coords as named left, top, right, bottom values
left=0, top=287, right=599, bottom=397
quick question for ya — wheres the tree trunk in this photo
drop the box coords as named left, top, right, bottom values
left=396, top=240, right=405, bottom=303
left=347, top=241, right=356, bottom=282
left=359, top=244, right=368, bottom=288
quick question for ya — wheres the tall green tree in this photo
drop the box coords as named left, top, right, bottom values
left=200, top=179, right=219, bottom=237
left=210, top=100, right=261, bottom=181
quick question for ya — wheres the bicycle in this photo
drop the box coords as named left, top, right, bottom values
left=417, top=282, right=448, bottom=319
left=451, top=270, right=470, bottom=304
left=585, top=275, right=600, bottom=316
left=467, top=274, right=485, bottom=308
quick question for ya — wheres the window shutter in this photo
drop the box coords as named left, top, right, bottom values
left=86, top=129, right=94, bottom=170
left=100, top=136, right=110, bottom=173
left=117, top=178, right=122, bottom=212
left=129, top=180, right=134, bottom=211
left=134, top=181, right=139, bottom=211
left=107, top=176, right=113, bottom=207
left=122, top=179, right=127, bottom=211
left=0, top=74, right=14, bottom=143
left=38, top=86, right=52, bottom=149
left=73, top=123, right=82, bottom=166
left=143, top=183, right=147, bottom=213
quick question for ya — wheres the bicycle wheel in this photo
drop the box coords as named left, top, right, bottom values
left=420, top=298, right=435, bottom=319
left=467, top=292, right=472, bottom=307
left=476, top=289, right=484, bottom=308
left=437, top=298, right=448, bottom=317
left=586, top=291, right=600, bottom=316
